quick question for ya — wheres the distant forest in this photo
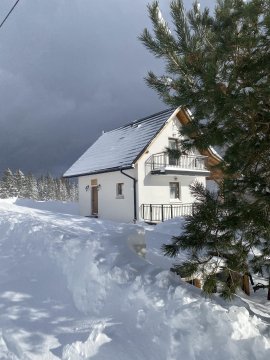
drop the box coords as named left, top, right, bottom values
left=0, top=168, right=78, bottom=202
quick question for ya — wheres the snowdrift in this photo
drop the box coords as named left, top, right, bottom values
left=0, top=199, right=269, bottom=359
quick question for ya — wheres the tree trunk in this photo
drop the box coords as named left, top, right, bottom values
left=242, top=274, right=250, bottom=296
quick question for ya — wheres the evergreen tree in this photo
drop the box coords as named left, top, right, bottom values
left=0, top=169, right=78, bottom=202
left=37, top=174, right=53, bottom=200
left=0, top=178, right=5, bottom=198
left=141, top=0, right=270, bottom=299
left=0, top=171, right=7, bottom=198
left=1, top=169, right=17, bottom=197
left=37, top=175, right=46, bottom=200
left=14, top=169, right=27, bottom=198
left=58, top=178, right=68, bottom=201
left=25, top=173, right=39, bottom=200
left=70, top=181, right=78, bottom=202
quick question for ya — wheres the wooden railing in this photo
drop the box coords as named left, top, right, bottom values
left=145, top=152, right=208, bottom=172
left=140, top=203, right=194, bottom=222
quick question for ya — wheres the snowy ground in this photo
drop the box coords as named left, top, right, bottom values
left=0, top=199, right=269, bottom=359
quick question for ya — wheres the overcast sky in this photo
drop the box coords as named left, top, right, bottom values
left=0, top=0, right=213, bottom=176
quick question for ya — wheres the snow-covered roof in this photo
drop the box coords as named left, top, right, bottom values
left=64, top=108, right=176, bottom=178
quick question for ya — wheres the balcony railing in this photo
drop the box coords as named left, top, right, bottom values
left=140, top=203, right=194, bottom=223
left=145, top=152, right=208, bottom=174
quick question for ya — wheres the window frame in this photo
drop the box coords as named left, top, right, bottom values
left=168, top=138, right=180, bottom=166
left=168, top=138, right=179, bottom=150
left=116, top=182, right=124, bottom=199
left=169, top=181, right=180, bottom=201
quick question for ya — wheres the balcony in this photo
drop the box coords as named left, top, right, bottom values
left=145, top=152, right=210, bottom=176
left=140, top=203, right=194, bottom=223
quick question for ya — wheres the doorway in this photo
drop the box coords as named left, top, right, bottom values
left=91, top=186, right=98, bottom=216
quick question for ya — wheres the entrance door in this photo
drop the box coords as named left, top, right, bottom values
left=91, top=186, right=98, bottom=216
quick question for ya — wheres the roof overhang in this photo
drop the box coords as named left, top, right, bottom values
left=63, top=166, right=133, bottom=179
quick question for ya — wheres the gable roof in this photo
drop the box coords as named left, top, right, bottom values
left=64, top=108, right=176, bottom=178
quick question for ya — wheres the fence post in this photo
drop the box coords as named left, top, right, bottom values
left=170, top=204, right=173, bottom=219
left=161, top=204, right=164, bottom=222
left=142, top=204, right=144, bottom=220
left=150, top=204, right=152, bottom=222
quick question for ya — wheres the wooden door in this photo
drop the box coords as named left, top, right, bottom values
left=91, top=186, right=98, bottom=215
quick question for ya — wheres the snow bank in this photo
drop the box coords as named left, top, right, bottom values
left=15, top=198, right=79, bottom=215
left=144, top=217, right=189, bottom=269
left=0, top=199, right=269, bottom=359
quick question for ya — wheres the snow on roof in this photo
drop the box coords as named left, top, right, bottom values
left=64, top=108, right=176, bottom=177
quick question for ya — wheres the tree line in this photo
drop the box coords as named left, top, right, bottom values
left=0, top=168, right=78, bottom=202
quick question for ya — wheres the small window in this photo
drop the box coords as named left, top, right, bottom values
left=116, top=183, right=124, bottom=198
left=170, top=182, right=180, bottom=200
left=91, top=179, right=98, bottom=186
left=168, top=138, right=178, bottom=150
left=168, top=139, right=180, bottom=166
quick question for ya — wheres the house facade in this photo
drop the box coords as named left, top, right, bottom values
left=64, top=107, right=221, bottom=223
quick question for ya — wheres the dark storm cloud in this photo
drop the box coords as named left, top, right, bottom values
left=0, top=0, right=213, bottom=176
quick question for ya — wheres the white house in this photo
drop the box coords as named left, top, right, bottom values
left=63, top=107, right=222, bottom=223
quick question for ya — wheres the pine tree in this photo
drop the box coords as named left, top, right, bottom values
left=1, top=168, right=17, bottom=198
left=59, top=178, right=68, bottom=201
left=70, top=181, right=78, bottom=202
left=37, top=174, right=54, bottom=200
left=0, top=169, right=77, bottom=202
left=14, top=169, right=27, bottom=198
left=25, top=173, right=39, bottom=200
left=37, top=175, right=46, bottom=200
left=141, top=0, right=270, bottom=299
left=0, top=177, right=5, bottom=198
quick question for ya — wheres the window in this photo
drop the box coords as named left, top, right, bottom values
left=168, top=138, right=179, bottom=166
left=116, top=183, right=124, bottom=198
left=91, top=179, right=98, bottom=186
left=170, top=182, right=180, bottom=200
left=168, top=138, right=178, bottom=150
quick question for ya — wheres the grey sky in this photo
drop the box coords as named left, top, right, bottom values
left=0, top=0, right=214, bottom=176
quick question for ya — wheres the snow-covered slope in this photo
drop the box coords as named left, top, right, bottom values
left=0, top=199, right=269, bottom=359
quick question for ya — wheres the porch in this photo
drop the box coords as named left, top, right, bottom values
left=145, top=152, right=210, bottom=176
left=140, top=203, right=194, bottom=223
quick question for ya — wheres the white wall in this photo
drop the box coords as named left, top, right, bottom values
left=78, top=112, right=207, bottom=223
left=142, top=174, right=205, bottom=204
left=136, top=112, right=206, bottom=221
left=78, top=169, right=136, bottom=223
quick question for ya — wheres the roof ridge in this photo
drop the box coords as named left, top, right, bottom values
left=104, top=108, right=175, bottom=134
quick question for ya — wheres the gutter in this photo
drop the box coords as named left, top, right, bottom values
left=120, top=169, right=137, bottom=222
left=63, top=166, right=133, bottom=179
